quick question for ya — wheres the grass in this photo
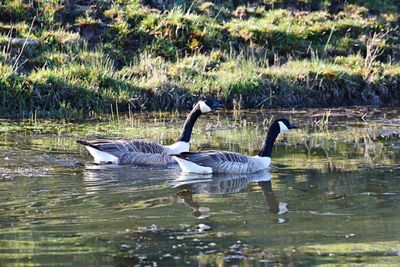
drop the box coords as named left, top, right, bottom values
left=0, top=1, right=399, bottom=118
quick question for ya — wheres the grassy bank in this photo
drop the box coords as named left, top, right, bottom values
left=1, top=0, right=399, bottom=118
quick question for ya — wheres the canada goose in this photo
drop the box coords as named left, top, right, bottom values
left=77, top=99, right=223, bottom=165
left=173, top=118, right=297, bottom=174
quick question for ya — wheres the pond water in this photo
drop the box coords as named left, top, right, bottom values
left=0, top=107, right=400, bottom=266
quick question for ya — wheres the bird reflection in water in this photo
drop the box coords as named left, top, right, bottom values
left=176, top=188, right=211, bottom=218
left=172, top=170, right=288, bottom=219
left=258, top=179, right=288, bottom=215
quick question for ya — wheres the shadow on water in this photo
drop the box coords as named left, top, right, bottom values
left=1, top=107, right=400, bottom=266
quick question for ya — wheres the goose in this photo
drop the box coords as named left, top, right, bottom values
left=77, top=99, right=223, bottom=165
left=172, top=118, right=297, bottom=174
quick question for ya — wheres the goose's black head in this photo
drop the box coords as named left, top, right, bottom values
left=258, top=118, right=298, bottom=157
left=275, top=118, right=298, bottom=133
left=195, top=99, right=224, bottom=113
left=177, top=98, right=224, bottom=143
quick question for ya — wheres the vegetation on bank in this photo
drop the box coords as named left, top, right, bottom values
left=0, top=0, right=399, bottom=118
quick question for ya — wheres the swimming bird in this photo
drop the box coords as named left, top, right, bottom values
left=77, top=99, right=223, bottom=165
left=173, top=118, right=297, bottom=174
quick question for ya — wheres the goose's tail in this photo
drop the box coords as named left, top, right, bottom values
left=76, top=140, right=119, bottom=164
left=76, top=140, right=97, bottom=148
left=172, top=155, right=212, bottom=174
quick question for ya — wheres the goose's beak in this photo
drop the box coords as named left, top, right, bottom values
left=289, top=124, right=298, bottom=129
left=211, top=102, right=224, bottom=110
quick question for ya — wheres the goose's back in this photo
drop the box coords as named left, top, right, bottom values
left=119, top=151, right=174, bottom=165
left=83, top=139, right=173, bottom=165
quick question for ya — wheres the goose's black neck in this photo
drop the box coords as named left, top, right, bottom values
left=257, top=122, right=280, bottom=157
left=176, top=107, right=202, bottom=142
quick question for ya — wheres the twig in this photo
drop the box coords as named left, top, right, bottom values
left=322, top=26, right=335, bottom=59
left=12, top=16, right=37, bottom=73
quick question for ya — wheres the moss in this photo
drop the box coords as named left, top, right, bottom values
left=40, top=29, right=81, bottom=46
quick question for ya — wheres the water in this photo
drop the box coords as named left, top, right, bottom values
left=1, top=108, right=400, bottom=266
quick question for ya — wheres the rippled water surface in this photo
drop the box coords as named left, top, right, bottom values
left=1, top=108, right=400, bottom=266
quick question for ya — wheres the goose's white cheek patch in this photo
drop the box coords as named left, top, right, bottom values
left=199, top=101, right=212, bottom=113
left=278, top=121, right=289, bottom=133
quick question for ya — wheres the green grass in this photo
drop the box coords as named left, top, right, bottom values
left=0, top=0, right=399, bottom=118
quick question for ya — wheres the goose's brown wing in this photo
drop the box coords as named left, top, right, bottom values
left=77, top=139, right=173, bottom=165
left=78, top=139, right=167, bottom=155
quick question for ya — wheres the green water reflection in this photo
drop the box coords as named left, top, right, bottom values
left=1, top=108, right=399, bottom=266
